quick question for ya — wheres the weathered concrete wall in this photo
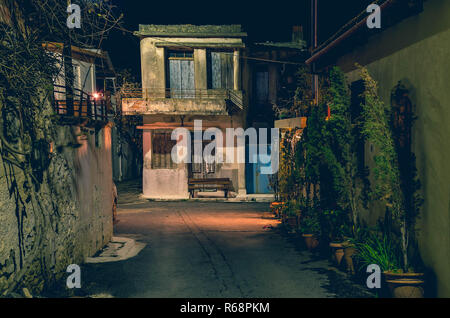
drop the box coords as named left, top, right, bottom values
left=140, top=36, right=244, bottom=92
left=140, top=38, right=166, bottom=92
left=111, top=126, right=140, bottom=182
left=338, top=0, right=450, bottom=297
left=194, top=49, right=207, bottom=90
left=0, top=124, right=113, bottom=294
left=122, top=96, right=229, bottom=116
left=141, top=115, right=247, bottom=198
left=137, top=29, right=247, bottom=199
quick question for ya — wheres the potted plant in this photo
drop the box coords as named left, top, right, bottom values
left=358, top=67, right=425, bottom=297
left=353, top=231, right=424, bottom=297
left=270, top=201, right=285, bottom=219
left=329, top=241, right=345, bottom=267
left=281, top=200, right=299, bottom=231
left=301, top=67, right=361, bottom=268
left=300, top=211, right=321, bottom=251
left=321, top=209, right=349, bottom=267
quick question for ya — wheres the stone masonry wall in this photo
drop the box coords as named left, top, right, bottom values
left=0, top=124, right=113, bottom=295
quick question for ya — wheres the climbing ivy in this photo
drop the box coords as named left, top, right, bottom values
left=358, top=65, right=423, bottom=272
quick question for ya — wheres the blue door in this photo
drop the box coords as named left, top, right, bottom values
left=247, top=145, right=274, bottom=194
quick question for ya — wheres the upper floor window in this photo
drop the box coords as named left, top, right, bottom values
left=167, top=50, right=195, bottom=98
left=207, top=51, right=234, bottom=90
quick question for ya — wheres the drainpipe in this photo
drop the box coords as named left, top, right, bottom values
left=311, top=0, right=319, bottom=106
left=306, top=0, right=396, bottom=65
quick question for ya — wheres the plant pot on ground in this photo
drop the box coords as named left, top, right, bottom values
left=281, top=200, right=300, bottom=232
left=353, top=232, right=425, bottom=298
left=329, top=242, right=345, bottom=267
left=303, top=234, right=319, bottom=251
left=342, top=241, right=357, bottom=275
left=270, top=201, right=285, bottom=219
left=383, top=271, right=425, bottom=298
left=286, top=216, right=298, bottom=229
left=322, top=210, right=353, bottom=269
left=300, top=214, right=321, bottom=252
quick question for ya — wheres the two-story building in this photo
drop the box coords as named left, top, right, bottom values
left=123, top=25, right=248, bottom=199
left=123, top=24, right=308, bottom=200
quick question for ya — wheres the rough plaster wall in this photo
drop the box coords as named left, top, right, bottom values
left=0, top=125, right=113, bottom=294
left=111, top=127, right=139, bottom=182
left=141, top=114, right=247, bottom=197
left=140, top=38, right=166, bottom=91
left=342, top=4, right=450, bottom=296
left=140, top=37, right=244, bottom=92
left=194, top=49, right=207, bottom=90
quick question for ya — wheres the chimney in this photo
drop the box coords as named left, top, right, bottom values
left=292, top=25, right=303, bottom=43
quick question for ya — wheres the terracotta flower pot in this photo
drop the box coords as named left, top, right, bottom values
left=270, top=202, right=285, bottom=218
left=286, top=217, right=298, bottom=229
left=342, top=243, right=357, bottom=275
left=383, top=272, right=425, bottom=298
left=329, top=242, right=345, bottom=266
left=302, top=234, right=319, bottom=251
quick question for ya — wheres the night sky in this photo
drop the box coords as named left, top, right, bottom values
left=103, top=0, right=375, bottom=78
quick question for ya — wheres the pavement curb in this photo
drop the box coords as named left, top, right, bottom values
left=85, top=237, right=146, bottom=264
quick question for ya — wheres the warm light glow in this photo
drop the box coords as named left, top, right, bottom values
left=93, top=92, right=100, bottom=99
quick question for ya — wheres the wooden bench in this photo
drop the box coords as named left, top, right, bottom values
left=188, top=178, right=234, bottom=198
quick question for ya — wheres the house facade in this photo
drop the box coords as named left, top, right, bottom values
left=245, top=28, right=308, bottom=194
left=123, top=24, right=307, bottom=199
left=123, top=25, right=248, bottom=199
left=307, top=0, right=450, bottom=297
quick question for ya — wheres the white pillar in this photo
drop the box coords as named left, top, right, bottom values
left=233, top=50, right=241, bottom=91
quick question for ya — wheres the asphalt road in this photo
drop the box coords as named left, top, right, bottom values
left=77, top=201, right=372, bottom=298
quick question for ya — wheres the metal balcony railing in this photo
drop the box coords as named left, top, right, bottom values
left=53, top=85, right=108, bottom=122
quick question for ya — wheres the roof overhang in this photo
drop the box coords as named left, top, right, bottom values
left=154, top=42, right=245, bottom=49
left=135, top=24, right=248, bottom=39
left=306, top=0, right=423, bottom=66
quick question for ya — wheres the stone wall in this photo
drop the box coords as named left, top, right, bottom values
left=0, top=124, right=113, bottom=295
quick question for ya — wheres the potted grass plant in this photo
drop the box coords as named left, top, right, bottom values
left=353, top=231, right=424, bottom=298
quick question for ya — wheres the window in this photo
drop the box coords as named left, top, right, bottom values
left=207, top=51, right=234, bottom=89
left=168, top=50, right=195, bottom=98
left=190, top=137, right=216, bottom=176
left=152, top=131, right=177, bottom=169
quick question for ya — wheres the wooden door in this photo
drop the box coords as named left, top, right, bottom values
left=169, top=59, right=195, bottom=98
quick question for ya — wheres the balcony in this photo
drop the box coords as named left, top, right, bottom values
left=121, top=88, right=244, bottom=116
left=53, top=85, right=109, bottom=125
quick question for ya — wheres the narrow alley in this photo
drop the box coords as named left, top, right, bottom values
left=71, top=183, right=372, bottom=298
